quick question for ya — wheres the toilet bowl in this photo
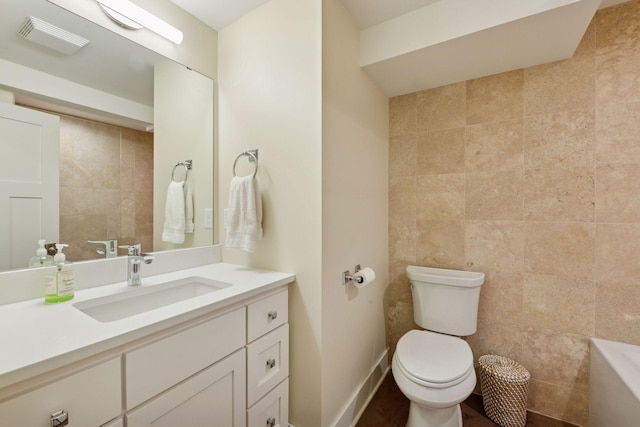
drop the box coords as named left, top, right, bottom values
left=392, top=330, right=476, bottom=427
left=393, top=266, right=484, bottom=427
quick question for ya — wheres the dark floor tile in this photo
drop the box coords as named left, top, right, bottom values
left=356, top=372, right=579, bottom=427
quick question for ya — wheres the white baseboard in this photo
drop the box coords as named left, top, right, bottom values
left=332, top=348, right=390, bottom=427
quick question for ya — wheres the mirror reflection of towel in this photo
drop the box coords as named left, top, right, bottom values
left=162, top=181, right=192, bottom=244
left=225, top=175, right=262, bottom=253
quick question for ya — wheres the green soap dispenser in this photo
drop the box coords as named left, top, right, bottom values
left=44, top=244, right=75, bottom=304
left=29, top=239, right=53, bottom=268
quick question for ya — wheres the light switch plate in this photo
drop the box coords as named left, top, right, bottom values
left=204, top=208, right=213, bottom=229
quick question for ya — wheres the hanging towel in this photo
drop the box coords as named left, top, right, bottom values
left=184, top=182, right=194, bottom=234
left=225, top=175, right=262, bottom=253
left=162, top=181, right=186, bottom=244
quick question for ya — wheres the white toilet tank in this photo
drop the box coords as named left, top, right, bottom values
left=407, top=266, right=484, bottom=336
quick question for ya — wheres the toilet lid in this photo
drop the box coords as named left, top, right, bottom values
left=396, top=330, right=473, bottom=385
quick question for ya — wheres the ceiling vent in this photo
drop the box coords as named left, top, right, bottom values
left=18, top=16, right=89, bottom=55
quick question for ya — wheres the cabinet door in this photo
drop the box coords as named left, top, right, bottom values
left=125, top=307, right=245, bottom=409
left=0, top=358, right=121, bottom=426
left=126, top=349, right=246, bottom=427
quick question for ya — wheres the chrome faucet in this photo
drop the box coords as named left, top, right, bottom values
left=119, top=244, right=154, bottom=286
left=88, top=239, right=118, bottom=258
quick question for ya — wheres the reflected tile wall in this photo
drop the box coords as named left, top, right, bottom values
left=387, top=2, right=640, bottom=425
left=58, top=115, right=153, bottom=261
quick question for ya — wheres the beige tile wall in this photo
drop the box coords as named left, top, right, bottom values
left=59, top=115, right=153, bottom=261
left=387, top=2, right=640, bottom=425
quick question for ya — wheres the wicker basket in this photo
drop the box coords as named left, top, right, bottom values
left=478, top=355, right=530, bottom=427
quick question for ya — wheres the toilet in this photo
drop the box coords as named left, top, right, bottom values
left=392, top=266, right=485, bottom=427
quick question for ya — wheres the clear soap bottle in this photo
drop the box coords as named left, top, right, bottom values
left=29, top=239, right=53, bottom=268
left=44, top=244, right=75, bottom=304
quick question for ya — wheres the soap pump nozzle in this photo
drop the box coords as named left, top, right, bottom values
left=54, top=243, right=68, bottom=265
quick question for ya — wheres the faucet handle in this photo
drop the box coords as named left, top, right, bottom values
left=88, top=240, right=118, bottom=258
left=118, top=243, right=142, bottom=256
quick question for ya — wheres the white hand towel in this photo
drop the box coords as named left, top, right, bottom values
left=162, top=181, right=186, bottom=244
left=184, top=182, right=194, bottom=234
left=225, top=175, right=262, bottom=253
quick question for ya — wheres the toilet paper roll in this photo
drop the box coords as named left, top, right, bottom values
left=353, top=267, right=375, bottom=289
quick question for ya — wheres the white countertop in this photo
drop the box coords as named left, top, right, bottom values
left=0, top=262, right=294, bottom=390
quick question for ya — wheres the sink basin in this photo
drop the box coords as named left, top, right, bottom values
left=73, top=276, right=232, bottom=322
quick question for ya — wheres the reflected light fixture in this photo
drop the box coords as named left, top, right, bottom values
left=96, top=0, right=183, bottom=44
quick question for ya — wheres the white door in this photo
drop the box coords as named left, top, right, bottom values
left=126, top=349, right=247, bottom=427
left=0, top=103, right=59, bottom=271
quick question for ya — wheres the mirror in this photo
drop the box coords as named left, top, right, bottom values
left=0, top=0, right=214, bottom=271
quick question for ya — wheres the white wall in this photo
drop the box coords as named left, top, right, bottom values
left=218, top=0, right=323, bottom=425
left=321, top=0, right=389, bottom=425
left=154, top=60, right=214, bottom=251
left=219, top=0, right=388, bottom=425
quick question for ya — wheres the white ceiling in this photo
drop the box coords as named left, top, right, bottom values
left=172, top=0, right=631, bottom=31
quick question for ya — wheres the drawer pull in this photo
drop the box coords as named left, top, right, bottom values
left=50, top=410, right=69, bottom=427
left=266, top=417, right=276, bottom=427
left=266, top=358, right=276, bottom=369
left=268, top=310, right=278, bottom=321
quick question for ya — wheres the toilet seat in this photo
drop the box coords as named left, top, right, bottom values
left=395, top=330, right=473, bottom=389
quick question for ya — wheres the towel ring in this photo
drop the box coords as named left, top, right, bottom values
left=233, top=151, right=258, bottom=178
left=171, top=160, right=192, bottom=183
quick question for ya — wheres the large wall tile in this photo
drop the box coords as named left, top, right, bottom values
left=475, top=271, right=523, bottom=325
left=416, top=82, right=466, bottom=133
left=596, top=39, right=640, bottom=106
left=465, top=221, right=524, bottom=273
left=466, top=317, right=523, bottom=364
left=524, top=54, right=595, bottom=116
left=389, top=219, right=416, bottom=270
left=465, top=171, right=523, bottom=220
left=523, top=274, right=595, bottom=336
left=389, top=135, right=417, bottom=178
left=465, top=119, right=523, bottom=173
left=595, top=223, right=640, bottom=284
left=524, top=166, right=595, bottom=222
left=527, top=380, right=589, bottom=427
left=596, top=163, right=640, bottom=222
left=416, top=127, right=465, bottom=175
left=416, top=219, right=465, bottom=268
left=595, top=101, right=640, bottom=164
left=416, top=174, right=464, bottom=220
left=524, top=109, right=595, bottom=169
left=596, top=281, right=640, bottom=345
left=389, top=176, right=416, bottom=222
left=524, top=222, right=595, bottom=279
left=522, top=328, right=590, bottom=391
left=596, top=0, right=640, bottom=50
left=466, top=70, right=524, bottom=125
left=390, top=93, right=417, bottom=137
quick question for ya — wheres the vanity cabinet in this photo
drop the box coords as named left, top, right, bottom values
left=0, top=357, right=121, bottom=426
left=0, top=285, right=289, bottom=427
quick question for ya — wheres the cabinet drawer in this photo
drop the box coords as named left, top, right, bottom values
left=247, top=289, right=288, bottom=342
left=0, top=358, right=121, bottom=426
left=127, top=349, right=246, bottom=427
left=102, top=418, right=124, bottom=427
left=247, top=378, right=288, bottom=427
left=247, top=324, right=289, bottom=406
left=125, top=307, right=246, bottom=409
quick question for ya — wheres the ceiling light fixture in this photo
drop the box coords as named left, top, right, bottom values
left=96, top=0, right=183, bottom=44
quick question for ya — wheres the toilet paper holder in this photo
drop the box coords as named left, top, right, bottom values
left=342, top=264, right=363, bottom=285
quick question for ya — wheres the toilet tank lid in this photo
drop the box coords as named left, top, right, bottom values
left=407, top=266, right=484, bottom=287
